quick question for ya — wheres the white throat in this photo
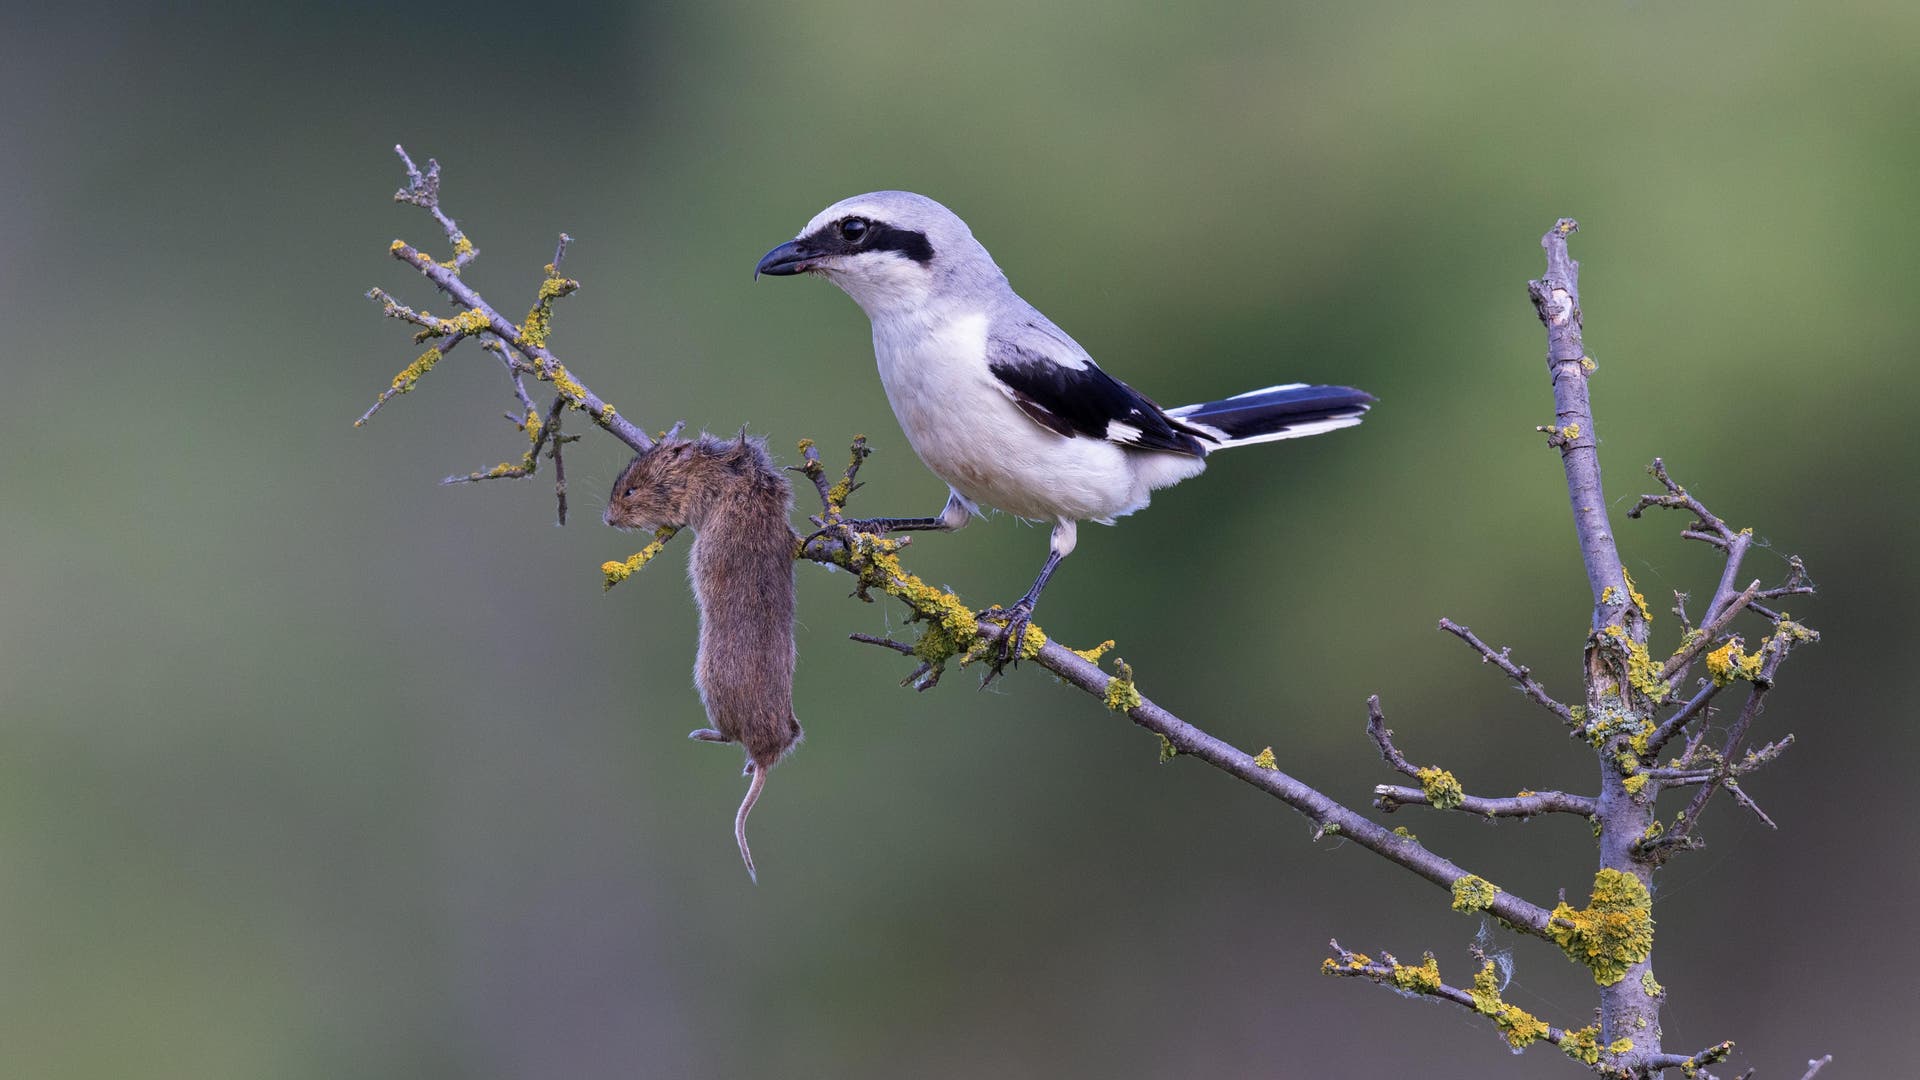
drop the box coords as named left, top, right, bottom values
left=820, top=258, right=934, bottom=319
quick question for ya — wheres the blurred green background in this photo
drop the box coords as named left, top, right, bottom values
left=4, top=1, right=1913, bottom=1076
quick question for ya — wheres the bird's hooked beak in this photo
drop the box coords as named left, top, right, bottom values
left=754, top=238, right=816, bottom=279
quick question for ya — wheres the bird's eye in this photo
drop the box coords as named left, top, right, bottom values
left=839, top=217, right=870, bottom=243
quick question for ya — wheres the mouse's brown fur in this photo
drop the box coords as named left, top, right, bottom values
left=604, top=432, right=802, bottom=881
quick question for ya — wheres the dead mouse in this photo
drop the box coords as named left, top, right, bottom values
left=604, top=432, right=802, bottom=882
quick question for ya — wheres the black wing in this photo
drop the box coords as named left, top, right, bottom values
left=988, top=340, right=1212, bottom=457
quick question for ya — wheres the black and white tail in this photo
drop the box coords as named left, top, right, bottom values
left=1167, top=383, right=1375, bottom=450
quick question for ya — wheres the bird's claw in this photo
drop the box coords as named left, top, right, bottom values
left=977, top=601, right=1035, bottom=684
left=801, top=517, right=888, bottom=550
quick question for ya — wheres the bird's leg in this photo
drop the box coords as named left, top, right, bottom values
left=982, top=520, right=1075, bottom=677
left=804, top=490, right=972, bottom=548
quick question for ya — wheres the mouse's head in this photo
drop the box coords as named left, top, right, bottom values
left=604, top=440, right=699, bottom=531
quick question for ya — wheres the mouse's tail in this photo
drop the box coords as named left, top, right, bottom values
left=735, top=763, right=769, bottom=884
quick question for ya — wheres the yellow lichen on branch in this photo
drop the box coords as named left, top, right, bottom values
left=1606, top=624, right=1672, bottom=703
left=441, top=307, right=491, bottom=337
left=388, top=346, right=442, bottom=395
left=1469, top=961, right=1551, bottom=1049
left=1071, top=639, right=1116, bottom=663
left=1705, top=636, right=1764, bottom=686
left=601, top=527, right=679, bottom=591
left=519, top=269, right=578, bottom=350
left=1321, top=950, right=1373, bottom=974
left=1104, top=660, right=1142, bottom=713
left=1621, top=567, right=1653, bottom=623
left=833, top=534, right=981, bottom=662
left=1561, top=1024, right=1602, bottom=1065
left=1416, top=766, right=1464, bottom=810
left=1451, top=874, right=1499, bottom=913
left=438, top=235, right=475, bottom=269
left=1387, top=954, right=1443, bottom=994
left=1549, top=869, right=1654, bottom=986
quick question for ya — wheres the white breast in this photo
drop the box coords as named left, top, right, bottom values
left=870, top=311, right=1191, bottom=523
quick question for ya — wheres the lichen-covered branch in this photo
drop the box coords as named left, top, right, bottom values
left=360, top=145, right=657, bottom=457
left=1323, top=221, right=1822, bottom=1077
left=795, top=452, right=1558, bottom=935
left=1323, top=942, right=1575, bottom=1057
left=1372, top=783, right=1596, bottom=819
left=358, top=160, right=1830, bottom=1077
left=1365, top=696, right=1594, bottom=817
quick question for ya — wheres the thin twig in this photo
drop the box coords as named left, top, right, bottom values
left=1436, top=619, right=1575, bottom=724
left=1323, top=940, right=1575, bottom=1049
left=1367, top=698, right=1592, bottom=816
left=1722, top=780, right=1777, bottom=829
left=1364, top=696, right=1425, bottom=781
left=933, top=610, right=1561, bottom=935
left=848, top=632, right=916, bottom=656
left=1651, top=645, right=1801, bottom=856
left=1644, top=681, right=1723, bottom=756
left=355, top=330, right=467, bottom=425
left=1645, top=1042, right=1736, bottom=1076
left=391, top=145, right=476, bottom=268
left=548, top=400, right=569, bottom=525
left=375, top=146, right=655, bottom=454
left=1373, top=785, right=1596, bottom=818
left=790, top=439, right=835, bottom=518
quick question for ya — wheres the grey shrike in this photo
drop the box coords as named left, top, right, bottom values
left=757, top=191, right=1374, bottom=668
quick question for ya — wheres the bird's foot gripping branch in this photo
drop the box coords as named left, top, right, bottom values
left=360, top=154, right=1823, bottom=1076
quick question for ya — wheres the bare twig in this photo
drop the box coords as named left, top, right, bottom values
left=1722, top=780, right=1777, bottom=830
left=848, top=632, right=916, bottom=656
left=1364, top=695, right=1425, bottom=781
left=1436, top=619, right=1575, bottom=724
left=548, top=403, right=570, bottom=525
left=1644, top=681, right=1724, bottom=756
left=1628, top=458, right=1771, bottom=629
left=974, top=624, right=1562, bottom=934
left=488, top=335, right=539, bottom=417
left=1645, top=1042, right=1736, bottom=1076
